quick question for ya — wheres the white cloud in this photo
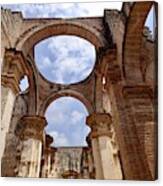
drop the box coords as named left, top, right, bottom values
left=3, top=2, right=122, bottom=18
left=39, top=56, right=52, bottom=69
left=45, top=97, right=89, bottom=146
left=49, top=131, right=69, bottom=147
left=45, top=101, right=66, bottom=125
left=46, top=109, right=64, bottom=125
left=79, top=2, right=122, bottom=16
left=71, top=110, right=84, bottom=124
left=36, top=35, right=95, bottom=84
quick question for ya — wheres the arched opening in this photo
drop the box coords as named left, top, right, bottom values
left=44, top=96, right=90, bottom=147
left=19, top=75, right=29, bottom=92
left=35, top=35, right=96, bottom=84
left=144, top=5, right=156, bottom=40
left=123, top=2, right=154, bottom=83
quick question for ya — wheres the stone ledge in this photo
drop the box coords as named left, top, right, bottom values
left=122, top=85, right=153, bottom=99
left=1, top=73, right=20, bottom=94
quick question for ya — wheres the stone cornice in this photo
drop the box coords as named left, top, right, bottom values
left=15, top=115, right=47, bottom=141
left=3, top=49, right=27, bottom=75
left=62, top=170, right=78, bottom=178
left=2, top=49, right=28, bottom=94
left=86, top=113, right=112, bottom=126
left=122, top=85, right=153, bottom=99
left=1, top=73, right=20, bottom=94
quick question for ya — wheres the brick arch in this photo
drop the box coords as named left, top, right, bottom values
left=123, top=1, right=153, bottom=84
left=39, top=89, right=94, bottom=116
left=15, top=21, right=107, bottom=57
left=25, top=57, right=39, bottom=115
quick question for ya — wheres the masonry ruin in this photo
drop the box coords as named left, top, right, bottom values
left=1, top=2, right=157, bottom=180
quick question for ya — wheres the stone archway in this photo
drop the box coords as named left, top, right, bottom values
left=39, top=89, right=94, bottom=116
left=15, top=21, right=107, bottom=57
left=123, top=1, right=154, bottom=84
left=39, top=92, right=94, bottom=179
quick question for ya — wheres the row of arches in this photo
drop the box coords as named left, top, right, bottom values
left=7, top=1, right=155, bottom=150
left=12, top=1, right=154, bottom=151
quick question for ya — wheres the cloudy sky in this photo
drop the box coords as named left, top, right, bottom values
left=35, top=36, right=96, bottom=84
left=3, top=2, right=154, bottom=147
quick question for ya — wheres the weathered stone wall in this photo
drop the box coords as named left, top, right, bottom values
left=104, top=10, right=125, bottom=77
left=1, top=93, right=28, bottom=176
left=1, top=8, right=23, bottom=62
left=40, top=147, right=94, bottom=179
left=139, top=32, right=156, bottom=179
left=141, top=29, right=156, bottom=89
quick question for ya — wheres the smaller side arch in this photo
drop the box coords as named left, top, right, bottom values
left=39, top=89, right=94, bottom=116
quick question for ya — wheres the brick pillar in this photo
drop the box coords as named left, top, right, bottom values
left=108, top=84, right=154, bottom=180
left=1, top=50, right=26, bottom=169
left=122, top=85, right=156, bottom=179
left=15, top=115, right=47, bottom=178
left=86, top=113, right=122, bottom=180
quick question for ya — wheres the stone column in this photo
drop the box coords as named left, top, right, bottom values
left=15, top=115, right=47, bottom=178
left=48, top=147, right=57, bottom=178
left=86, top=135, right=95, bottom=179
left=1, top=50, right=27, bottom=167
left=41, top=134, right=53, bottom=178
left=86, top=113, right=122, bottom=180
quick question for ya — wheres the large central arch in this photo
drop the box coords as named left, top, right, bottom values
left=15, top=20, right=107, bottom=57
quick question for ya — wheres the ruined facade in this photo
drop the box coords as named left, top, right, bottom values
left=1, top=2, right=157, bottom=180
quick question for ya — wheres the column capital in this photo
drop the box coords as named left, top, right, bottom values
left=86, top=113, right=113, bottom=138
left=15, top=115, right=47, bottom=141
left=2, top=49, right=28, bottom=94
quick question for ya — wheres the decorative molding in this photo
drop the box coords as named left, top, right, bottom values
left=86, top=113, right=113, bottom=138
left=3, top=49, right=27, bottom=75
left=1, top=73, right=20, bottom=94
left=122, top=85, right=153, bottom=99
left=2, top=49, right=28, bottom=94
left=15, top=115, right=47, bottom=141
